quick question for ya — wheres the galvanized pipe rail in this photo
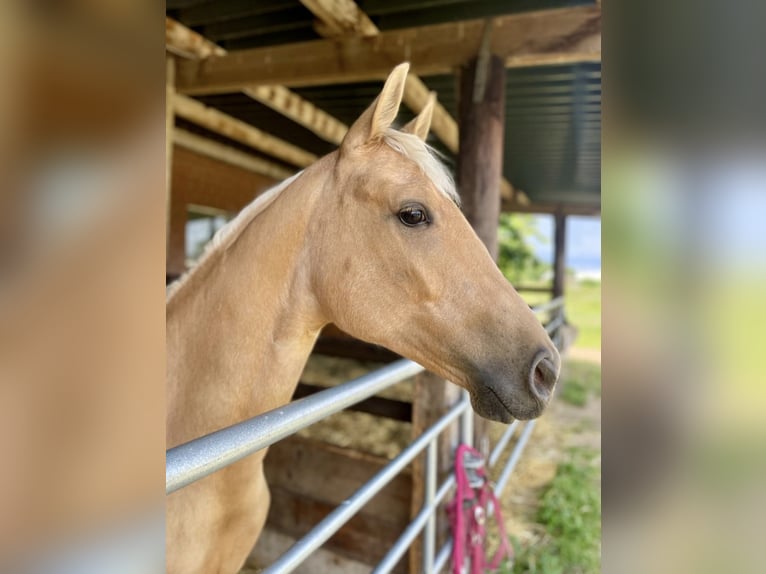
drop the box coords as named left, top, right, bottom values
left=166, top=359, right=424, bottom=494
left=264, top=396, right=470, bottom=573
left=533, top=295, right=564, bottom=315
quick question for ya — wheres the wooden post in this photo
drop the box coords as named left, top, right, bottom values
left=410, top=43, right=506, bottom=573
left=457, top=50, right=506, bottom=457
left=553, top=211, right=567, bottom=299
left=457, top=54, right=505, bottom=260
left=166, top=56, right=175, bottom=254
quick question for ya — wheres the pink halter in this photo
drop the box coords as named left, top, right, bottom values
left=448, top=444, right=513, bottom=573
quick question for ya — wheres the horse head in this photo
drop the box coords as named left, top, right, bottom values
left=309, top=63, right=560, bottom=422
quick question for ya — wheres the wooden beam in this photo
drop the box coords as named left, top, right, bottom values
left=458, top=55, right=505, bottom=261
left=174, top=93, right=317, bottom=167
left=501, top=199, right=600, bottom=216
left=300, top=1, right=525, bottom=202
left=176, top=6, right=601, bottom=93
left=243, top=85, right=348, bottom=145
left=553, top=211, right=567, bottom=298
left=458, top=54, right=507, bottom=460
left=410, top=372, right=462, bottom=572
left=500, top=180, right=531, bottom=204
left=299, top=0, right=379, bottom=38
left=263, top=436, right=411, bottom=571
left=165, top=17, right=225, bottom=59
left=293, top=383, right=412, bottom=422
left=172, top=145, right=280, bottom=214
left=166, top=56, right=175, bottom=253
left=168, top=145, right=282, bottom=275
left=398, top=36, right=522, bottom=203
left=313, top=335, right=400, bottom=363
left=401, top=75, right=458, bottom=153
left=174, top=128, right=294, bottom=180
left=166, top=17, right=350, bottom=145
left=506, top=51, right=602, bottom=68
left=300, top=0, right=464, bottom=159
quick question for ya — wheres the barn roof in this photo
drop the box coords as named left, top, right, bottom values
left=167, top=0, right=601, bottom=215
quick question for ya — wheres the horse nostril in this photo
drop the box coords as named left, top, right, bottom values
left=529, top=353, right=558, bottom=401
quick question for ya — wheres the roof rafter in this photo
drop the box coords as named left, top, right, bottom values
left=299, top=0, right=379, bottom=37
left=174, top=93, right=317, bottom=167
left=298, top=0, right=524, bottom=201
left=166, top=17, right=349, bottom=146
left=174, top=128, right=294, bottom=180
left=176, top=6, right=601, bottom=93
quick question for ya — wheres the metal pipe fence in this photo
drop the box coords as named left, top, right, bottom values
left=166, top=297, right=566, bottom=572
left=166, top=359, right=424, bottom=494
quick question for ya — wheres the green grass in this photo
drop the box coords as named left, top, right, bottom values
left=565, top=279, right=601, bottom=350
left=517, top=278, right=600, bottom=351
left=558, top=360, right=602, bottom=407
left=504, top=448, right=601, bottom=574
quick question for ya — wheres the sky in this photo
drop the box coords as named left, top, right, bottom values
left=529, top=214, right=602, bottom=272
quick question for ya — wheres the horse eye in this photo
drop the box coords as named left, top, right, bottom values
left=398, top=204, right=430, bottom=227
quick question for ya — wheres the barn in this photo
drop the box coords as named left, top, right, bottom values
left=165, top=1, right=601, bottom=572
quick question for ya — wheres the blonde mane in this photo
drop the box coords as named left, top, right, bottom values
left=383, top=129, right=459, bottom=205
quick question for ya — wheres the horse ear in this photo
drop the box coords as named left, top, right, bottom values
left=402, top=92, right=436, bottom=141
left=342, top=62, right=409, bottom=150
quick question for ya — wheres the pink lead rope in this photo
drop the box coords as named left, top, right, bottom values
left=448, top=444, right=513, bottom=573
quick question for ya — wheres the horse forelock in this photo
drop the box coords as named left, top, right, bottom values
left=382, top=129, right=459, bottom=206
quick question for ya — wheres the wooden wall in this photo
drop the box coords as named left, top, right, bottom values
left=167, top=146, right=278, bottom=276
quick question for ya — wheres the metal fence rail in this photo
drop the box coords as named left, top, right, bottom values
left=166, top=359, right=424, bottom=493
left=265, top=397, right=470, bottom=574
left=166, top=297, right=566, bottom=572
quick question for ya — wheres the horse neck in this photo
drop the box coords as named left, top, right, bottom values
left=166, top=163, right=331, bottom=446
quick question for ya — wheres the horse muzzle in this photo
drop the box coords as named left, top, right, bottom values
left=468, top=347, right=560, bottom=422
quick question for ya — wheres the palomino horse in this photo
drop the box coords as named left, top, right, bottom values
left=166, top=63, right=560, bottom=574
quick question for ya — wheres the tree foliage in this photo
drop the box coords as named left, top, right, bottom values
left=497, top=214, right=549, bottom=284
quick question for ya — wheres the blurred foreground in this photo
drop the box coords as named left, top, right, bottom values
left=0, top=1, right=765, bottom=572
left=605, top=1, right=766, bottom=572
left=0, top=1, right=165, bottom=571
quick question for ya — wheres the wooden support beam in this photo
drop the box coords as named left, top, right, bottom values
left=174, top=128, right=294, bottom=180
left=299, top=0, right=379, bottom=38
left=262, top=436, right=412, bottom=571
left=410, top=373, right=462, bottom=572
left=300, top=0, right=522, bottom=200
left=399, top=39, right=522, bottom=204
left=458, top=55, right=505, bottom=261
left=313, top=334, right=400, bottom=363
left=293, top=383, right=412, bottom=422
left=300, top=0, right=462, bottom=159
left=165, top=17, right=225, bottom=59
left=166, top=56, right=175, bottom=253
left=166, top=17, right=350, bottom=145
left=174, top=93, right=317, bottom=167
left=506, top=51, right=602, bottom=68
left=501, top=199, right=600, bottom=216
left=243, top=85, right=348, bottom=145
left=176, top=6, right=601, bottom=93
left=401, top=75, right=458, bottom=153
left=458, top=53, right=507, bottom=459
left=553, top=211, right=567, bottom=298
